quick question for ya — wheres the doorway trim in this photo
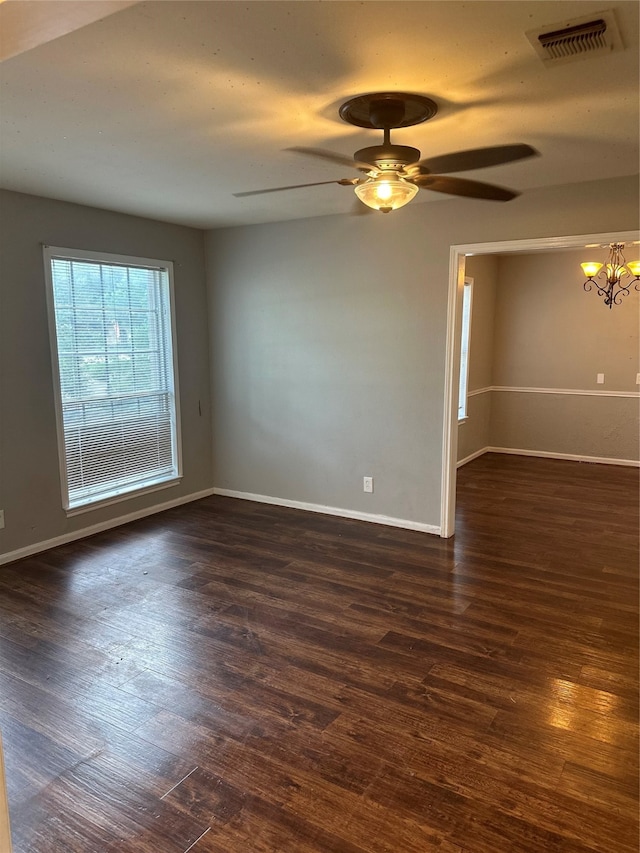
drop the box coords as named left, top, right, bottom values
left=440, top=229, right=639, bottom=538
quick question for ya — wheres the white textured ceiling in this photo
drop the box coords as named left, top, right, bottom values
left=0, top=0, right=638, bottom=228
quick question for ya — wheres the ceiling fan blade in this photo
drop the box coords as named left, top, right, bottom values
left=414, top=144, right=538, bottom=176
left=287, top=146, right=376, bottom=173
left=412, top=174, right=518, bottom=201
left=233, top=178, right=357, bottom=198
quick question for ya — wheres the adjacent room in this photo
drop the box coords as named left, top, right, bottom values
left=0, top=2, right=638, bottom=851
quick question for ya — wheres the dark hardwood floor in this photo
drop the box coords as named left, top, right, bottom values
left=0, top=453, right=638, bottom=852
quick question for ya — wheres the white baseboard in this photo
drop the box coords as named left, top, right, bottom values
left=457, top=447, right=488, bottom=468
left=457, top=446, right=640, bottom=468
left=1, top=485, right=441, bottom=567
left=0, top=487, right=217, bottom=567
left=490, top=446, right=640, bottom=467
left=213, top=488, right=441, bottom=536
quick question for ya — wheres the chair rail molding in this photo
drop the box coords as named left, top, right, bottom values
left=470, top=385, right=639, bottom=398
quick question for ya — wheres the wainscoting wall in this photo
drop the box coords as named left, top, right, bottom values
left=458, top=249, right=640, bottom=470
left=458, top=386, right=640, bottom=468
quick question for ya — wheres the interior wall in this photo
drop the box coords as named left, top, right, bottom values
left=493, top=247, right=640, bottom=388
left=1, top=176, right=637, bottom=559
left=458, top=245, right=640, bottom=465
left=0, top=189, right=212, bottom=558
left=489, top=246, right=640, bottom=462
left=206, top=174, right=639, bottom=531
left=456, top=255, right=498, bottom=464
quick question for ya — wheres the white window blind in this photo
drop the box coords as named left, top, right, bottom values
left=44, top=247, right=181, bottom=511
left=458, top=278, right=473, bottom=420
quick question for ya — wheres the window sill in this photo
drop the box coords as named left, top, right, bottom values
left=65, top=476, right=182, bottom=517
left=458, top=416, right=469, bottom=424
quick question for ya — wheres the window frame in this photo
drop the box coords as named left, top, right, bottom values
left=43, top=245, right=182, bottom=515
left=458, top=276, right=473, bottom=422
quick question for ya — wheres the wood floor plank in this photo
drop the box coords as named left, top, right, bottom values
left=0, top=453, right=637, bottom=852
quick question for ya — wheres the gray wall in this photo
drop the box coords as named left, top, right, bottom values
left=457, top=254, right=498, bottom=463
left=490, top=393, right=639, bottom=460
left=493, top=248, right=640, bottom=389
left=457, top=245, right=640, bottom=464
left=489, top=246, right=640, bottom=461
left=206, top=174, right=639, bottom=529
left=1, top=174, right=637, bottom=558
left=0, top=190, right=212, bottom=557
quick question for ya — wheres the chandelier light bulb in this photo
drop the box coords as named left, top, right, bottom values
left=580, top=262, right=603, bottom=278
left=606, top=263, right=627, bottom=281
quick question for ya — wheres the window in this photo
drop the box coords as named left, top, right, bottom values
left=458, top=277, right=473, bottom=421
left=44, top=246, right=181, bottom=512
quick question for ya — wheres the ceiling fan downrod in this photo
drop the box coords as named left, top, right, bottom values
left=343, top=93, right=435, bottom=171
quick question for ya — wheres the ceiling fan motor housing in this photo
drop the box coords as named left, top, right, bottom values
left=355, top=144, right=421, bottom=171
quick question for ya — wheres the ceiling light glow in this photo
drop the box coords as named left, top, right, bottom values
left=354, top=173, right=419, bottom=213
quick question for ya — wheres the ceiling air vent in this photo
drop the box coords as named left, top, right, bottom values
left=526, top=9, right=624, bottom=66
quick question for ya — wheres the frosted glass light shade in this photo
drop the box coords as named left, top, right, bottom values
left=626, top=260, right=640, bottom=277
left=580, top=262, right=603, bottom=277
left=354, top=176, right=419, bottom=213
left=606, top=263, right=627, bottom=280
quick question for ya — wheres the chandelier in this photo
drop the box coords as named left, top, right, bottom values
left=581, top=243, right=640, bottom=309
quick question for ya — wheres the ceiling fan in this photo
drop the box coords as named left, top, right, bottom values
left=233, top=92, right=539, bottom=213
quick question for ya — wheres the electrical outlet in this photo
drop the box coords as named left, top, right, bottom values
left=363, top=476, right=374, bottom=494
left=596, top=373, right=605, bottom=384
left=0, top=510, right=4, bottom=530
left=636, top=373, right=640, bottom=385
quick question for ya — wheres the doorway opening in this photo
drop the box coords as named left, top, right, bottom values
left=440, top=229, right=640, bottom=538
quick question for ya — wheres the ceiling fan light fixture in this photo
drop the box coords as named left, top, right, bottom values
left=354, top=175, right=418, bottom=213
